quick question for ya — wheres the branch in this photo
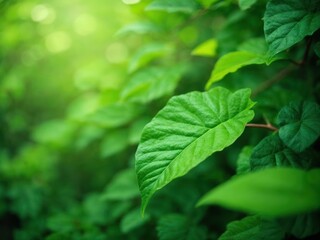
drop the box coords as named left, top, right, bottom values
left=246, top=123, right=278, bottom=131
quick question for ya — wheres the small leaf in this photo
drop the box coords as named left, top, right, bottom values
left=120, top=209, right=150, bottom=233
left=101, top=169, right=140, bottom=201
left=116, top=21, right=161, bottom=37
left=128, top=43, right=172, bottom=73
left=250, top=134, right=313, bottom=171
left=191, top=39, right=218, bottom=57
left=100, top=129, right=128, bottom=158
left=236, top=146, right=253, bottom=175
left=146, top=0, right=200, bottom=14
left=277, top=101, right=320, bottom=152
left=264, top=0, right=320, bottom=56
left=87, top=103, right=141, bottom=128
left=121, top=66, right=185, bottom=104
left=219, top=215, right=285, bottom=240
left=136, top=87, right=255, bottom=214
left=198, top=168, right=320, bottom=217
left=157, top=214, right=207, bottom=240
left=205, top=51, right=265, bottom=89
left=238, top=0, right=257, bottom=10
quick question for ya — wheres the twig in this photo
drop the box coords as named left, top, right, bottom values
left=246, top=123, right=278, bottom=131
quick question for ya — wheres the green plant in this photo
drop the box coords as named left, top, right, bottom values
left=135, top=0, right=320, bottom=239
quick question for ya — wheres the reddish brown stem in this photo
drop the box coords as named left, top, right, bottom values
left=246, top=123, right=278, bottom=131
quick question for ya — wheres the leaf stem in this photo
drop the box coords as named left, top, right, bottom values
left=246, top=123, right=278, bottom=131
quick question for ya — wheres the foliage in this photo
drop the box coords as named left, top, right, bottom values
left=1, top=0, right=320, bottom=239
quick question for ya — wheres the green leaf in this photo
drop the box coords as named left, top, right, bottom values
left=219, top=215, right=285, bottom=240
left=157, top=214, right=207, bottom=240
left=238, top=0, right=257, bottom=10
left=136, top=87, right=255, bottom=214
left=250, top=134, right=313, bottom=171
left=101, top=169, right=140, bottom=201
left=128, top=43, right=172, bottom=73
left=314, top=41, right=320, bottom=58
left=277, top=101, right=320, bottom=152
left=100, top=129, right=128, bottom=158
left=198, top=0, right=219, bottom=8
left=264, top=0, right=320, bottom=56
left=205, top=51, right=266, bottom=89
left=116, top=21, right=162, bottom=37
left=197, top=167, right=320, bottom=217
left=191, top=39, right=218, bottom=57
left=279, top=212, right=320, bottom=239
left=87, top=103, right=141, bottom=128
left=236, top=146, right=253, bottom=175
left=120, top=209, right=150, bottom=233
left=121, top=66, right=185, bottom=104
left=146, top=0, right=200, bottom=14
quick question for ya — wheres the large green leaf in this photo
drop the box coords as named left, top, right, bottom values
left=277, top=101, right=320, bottom=152
left=219, top=215, right=284, bottom=240
left=157, top=214, right=207, bottom=240
left=198, top=168, right=320, bottom=217
left=146, top=0, right=200, bottom=14
left=136, top=87, right=255, bottom=213
left=264, top=0, right=320, bottom=56
left=250, top=134, right=313, bottom=171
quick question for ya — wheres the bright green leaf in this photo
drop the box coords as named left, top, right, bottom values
left=128, top=43, right=172, bottom=73
left=146, top=0, right=200, bottom=14
left=121, top=66, right=185, bottom=104
left=219, top=215, right=285, bottom=240
left=136, top=87, right=255, bottom=214
left=277, top=101, right=320, bottom=152
left=205, top=51, right=265, bottom=89
left=101, top=169, right=140, bottom=201
left=250, top=134, right=313, bottom=171
left=157, top=214, right=207, bottom=240
left=198, top=168, right=320, bottom=217
left=191, top=39, right=218, bottom=57
left=264, top=0, right=320, bottom=56
left=238, top=0, right=257, bottom=10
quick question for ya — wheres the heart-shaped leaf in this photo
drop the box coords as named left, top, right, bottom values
left=135, top=87, right=255, bottom=214
left=277, top=101, right=320, bottom=152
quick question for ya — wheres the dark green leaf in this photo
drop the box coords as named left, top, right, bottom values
left=120, top=209, right=150, bottom=233
left=250, top=134, right=313, bottom=171
left=136, top=87, right=255, bottom=213
left=264, top=0, right=320, bottom=56
left=219, top=215, right=284, bottom=240
left=157, top=214, right=207, bottom=240
left=198, top=168, right=320, bottom=217
left=277, top=101, right=320, bottom=152
left=237, top=146, right=253, bottom=174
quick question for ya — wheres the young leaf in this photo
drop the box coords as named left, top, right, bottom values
left=277, top=101, right=320, bottom=152
left=121, top=66, right=185, bottom=104
left=197, top=168, right=320, bottom=217
left=205, top=51, right=265, bottom=89
left=264, top=0, right=320, bottom=56
left=136, top=87, right=255, bottom=214
left=191, top=39, right=218, bottom=57
left=157, top=214, right=207, bottom=240
left=219, top=215, right=285, bottom=240
left=146, top=0, right=200, bottom=14
left=238, top=0, right=257, bottom=10
left=250, top=134, right=313, bottom=171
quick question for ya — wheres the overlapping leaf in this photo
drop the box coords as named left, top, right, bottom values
left=135, top=87, right=255, bottom=213
left=250, top=134, right=313, bottom=171
left=219, top=215, right=284, bottom=240
left=277, top=101, right=320, bottom=152
left=197, top=168, right=320, bottom=217
left=264, top=0, right=320, bottom=56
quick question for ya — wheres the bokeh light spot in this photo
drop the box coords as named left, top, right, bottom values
left=105, top=42, right=128, bottom=64
left=45, top=31, right=71, bottom=53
